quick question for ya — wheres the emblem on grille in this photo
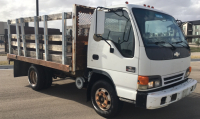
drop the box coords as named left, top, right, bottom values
left=174, top=52, right=180, bottom=57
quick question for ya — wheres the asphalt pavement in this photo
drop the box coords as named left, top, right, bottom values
left=0, top=63, right=200, bottom=119
left=0, top=65, right=13, bottom=69
left=191, top=59, right=200, bottom=62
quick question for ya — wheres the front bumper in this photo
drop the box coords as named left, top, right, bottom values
left=136, top=78, right=197, bottom=109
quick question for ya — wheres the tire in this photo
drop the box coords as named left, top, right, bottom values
left=43, top=68, right=52, bottom=89
left=28, top=65, right=45, bottom=90
left=91, top=80, right=123, bottom=118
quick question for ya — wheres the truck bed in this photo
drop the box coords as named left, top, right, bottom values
left=7, top=4, right=95, bottom=74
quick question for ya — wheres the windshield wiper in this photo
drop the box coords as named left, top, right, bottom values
left=172, top=41, right=190, bottom=49
left=152, top=41, right=176, bottom=50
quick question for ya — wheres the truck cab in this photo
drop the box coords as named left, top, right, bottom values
left=87, top=3, right=197, bottom=117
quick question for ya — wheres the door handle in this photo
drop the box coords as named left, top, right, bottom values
left=92, top=54, right=99, bottom=60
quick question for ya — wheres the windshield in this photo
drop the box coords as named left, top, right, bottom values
left=132, top=8, right=188, bottom=48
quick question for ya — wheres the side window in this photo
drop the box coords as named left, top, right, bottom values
left=102, top=10, right=135, bottom=58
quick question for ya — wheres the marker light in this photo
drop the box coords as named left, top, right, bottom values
left=185, top=67, right=192, bottom=79
left=151, top=6, right=154, bottom=9
left=138, top=76, right=149, bottom=90
left=189, top=67, right=192, bottom=72
left=125, top=1, right=128, bottom=4
left=144, top=4, right=146, bottom=7
left=138, top=76, right=149, bottom=85
left=147, top=5, right=150, bottom=8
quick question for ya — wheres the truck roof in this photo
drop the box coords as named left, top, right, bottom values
left=107, top=4, right=170, bottom=16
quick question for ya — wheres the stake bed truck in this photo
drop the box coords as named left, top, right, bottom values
left=7, top=3, right=197, bottom=118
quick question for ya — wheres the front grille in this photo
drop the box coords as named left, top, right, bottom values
left=164, top=73, right=184, bottom=85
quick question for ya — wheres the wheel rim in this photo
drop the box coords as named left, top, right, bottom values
left=95, top=88, right=111, bottom=111
left=29, top=70, right=37, bottom=86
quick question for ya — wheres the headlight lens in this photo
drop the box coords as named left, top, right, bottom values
left=148, top=81, right=154, bottom=88
left=155, top=80, right=161, bottom=87
left=184, top=67, right=192, bottom=79
left=138, top=76, right=162, bottom=90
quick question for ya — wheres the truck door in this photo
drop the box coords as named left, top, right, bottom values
left=88, top=8, right=140, bottom=100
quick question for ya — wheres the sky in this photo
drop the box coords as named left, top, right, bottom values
left=0, top=0, right=200, bottom=29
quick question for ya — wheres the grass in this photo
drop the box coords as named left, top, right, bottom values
left=0, top=54, right=7, bottom=56
left=191, top=55, right=200, bottom=59
left=0, top=61, right=14, bottom=65
left=190, top=47, right=200, bottom=52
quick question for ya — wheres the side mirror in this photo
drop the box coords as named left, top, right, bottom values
left=93, top=9, right=105, bottom=42
left=93, top=34, right=102, bottom=42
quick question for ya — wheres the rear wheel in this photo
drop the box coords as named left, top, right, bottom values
left=91, top=80, right=123, bottom=118
left=28, top=65, right=45, bottom=90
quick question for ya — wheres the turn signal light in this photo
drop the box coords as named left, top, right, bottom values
left=189, top=67, right=192, bottom=72
left=138, top=76, right=149, bottom=85
left=184, top=67, right=192, bottom=79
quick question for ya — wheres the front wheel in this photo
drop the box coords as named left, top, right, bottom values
left=91, top=80, right=123, bottom=118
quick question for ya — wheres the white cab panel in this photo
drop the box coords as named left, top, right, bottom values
left=87, top=8, right=140, bottom=100
left=139, top=47, right=190, bottom=76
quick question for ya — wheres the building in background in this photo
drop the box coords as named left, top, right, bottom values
left=182, top=20, right=200, bottom=44
left=0, top=22, right=7, bottom=43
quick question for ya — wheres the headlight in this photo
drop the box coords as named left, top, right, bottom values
left=148, top=81, right=154, bottom=88
left=155, top=80, right=161, bottom=87
left=184, top=67, right=192, bottom=79
left=138, top=76, right=162, bottom=90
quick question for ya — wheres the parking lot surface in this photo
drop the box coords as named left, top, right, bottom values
left=0, top=62, right=200, bottom=119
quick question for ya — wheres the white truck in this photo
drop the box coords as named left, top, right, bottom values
left=7, top=3, right=197, bottom=118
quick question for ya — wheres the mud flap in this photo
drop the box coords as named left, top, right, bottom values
left=14, top=60, right=31, bottom=77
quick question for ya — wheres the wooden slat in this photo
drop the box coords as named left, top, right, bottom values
left=27, top=43, right=42, bottom=49
left=12, top=34, right=72, bottom=42
left=11, top=41, right=43, bottom=49
left=41, top=12, right=72, bottom=21
left=44, top=54, right=62, bottom=63
left=10, top=20, right=16, bottom=24
left=42, top=35, right=62, bottom=41
left=42, top=35, right=71, bottom=41
left=24, top=17, right=37, bottom=23
left=10, top=12, right=72, bottom=24
left=42, top=44, right=61, bottom=52
left=11, top=41, right=72, bottom=53
left=11, top=49, right=71, bottom=64
left=43, top=54, right=71, bottom=64
left=10, top=16, right=41, bottom=24
left=11, top=49, right=43, bottom=58
left=11, top=34, right=18, bottom=39
left=7, top=54, right=70, bottom=72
